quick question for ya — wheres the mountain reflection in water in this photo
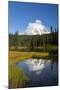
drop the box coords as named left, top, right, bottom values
left=17, top=58, right=58, bottom=87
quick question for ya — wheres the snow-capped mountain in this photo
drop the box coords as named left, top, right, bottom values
left=19, top=20, right=50, bottom=35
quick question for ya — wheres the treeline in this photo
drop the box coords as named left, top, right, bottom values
left=9, top=32, right=58, bottom=53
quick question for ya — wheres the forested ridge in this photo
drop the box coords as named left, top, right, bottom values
left=9, top=31, right=58, bottom=53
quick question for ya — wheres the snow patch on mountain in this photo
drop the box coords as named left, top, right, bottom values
left=19, top=19, right=50, bottom=35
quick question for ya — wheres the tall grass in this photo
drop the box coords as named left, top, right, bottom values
left=9, top=50, right=57, bottom=88
left=9, top=66, right=29, bottom=88
left=9, top=51, right=49, bottom=65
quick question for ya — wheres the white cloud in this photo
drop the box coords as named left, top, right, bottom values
left=19, top=19, right=50, bottom=35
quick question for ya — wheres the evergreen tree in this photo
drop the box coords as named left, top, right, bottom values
left=14, top=31, right=18, bottom=50
left=51, top=26, right=53, bottom=33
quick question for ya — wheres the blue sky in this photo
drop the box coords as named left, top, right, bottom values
left=8, top=1, right=58, bottom=34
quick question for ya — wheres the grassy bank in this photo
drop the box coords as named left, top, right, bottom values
left=9, top=66, right=29, bottom=89
left=9, top=51, right=49, bottom=88
left=9, top=51, right=49, bottom=65
left=9, top=50, right=58, bottom=88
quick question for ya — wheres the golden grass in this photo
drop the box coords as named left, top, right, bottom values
left=9, top=66, right=29, bottom=88
left=9, top=51, right=49, bottom=65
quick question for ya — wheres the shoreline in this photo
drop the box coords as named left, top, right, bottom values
left=9, top=51, right=49, bottom=65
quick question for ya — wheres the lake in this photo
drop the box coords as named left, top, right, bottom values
left=16, top=57, right=58, bottom=87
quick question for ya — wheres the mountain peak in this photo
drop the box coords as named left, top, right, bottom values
left=19, top=20, right=50, bottom=35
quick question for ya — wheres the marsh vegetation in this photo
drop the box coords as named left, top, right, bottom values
left=9, top=30, right=58, bottom=88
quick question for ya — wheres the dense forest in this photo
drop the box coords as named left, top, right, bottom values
left=9, top=27, right=58, bottom=55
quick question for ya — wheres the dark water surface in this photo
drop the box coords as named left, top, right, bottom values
left=16, top=57, right=58, bottom=87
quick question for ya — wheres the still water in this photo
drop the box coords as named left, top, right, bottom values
left=17, top=58, right=58, bottom=87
